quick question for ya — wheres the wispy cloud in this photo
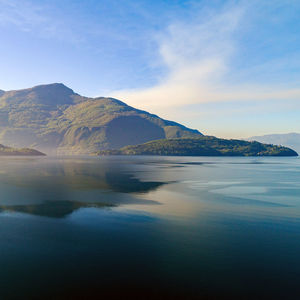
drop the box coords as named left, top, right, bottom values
left=0, top=0, right=84, bottom=43
left=112, top=1, right=300, bottom=114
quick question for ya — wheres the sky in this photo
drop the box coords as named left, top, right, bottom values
left=0, top=0, right=300, bottom=138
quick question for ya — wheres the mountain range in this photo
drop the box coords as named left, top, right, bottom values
left=98, top=137, right=298, bottom=156
left=248, top=133, right=300, bottom=154
left=0, top=83, right=298, bottom=157
left=0, top=83, right=202, bottom=155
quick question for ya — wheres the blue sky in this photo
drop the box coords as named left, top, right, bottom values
left=0, top=0, right=300, bottom=138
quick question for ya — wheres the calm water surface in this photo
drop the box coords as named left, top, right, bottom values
left=0, top=156, right=300, bottom=299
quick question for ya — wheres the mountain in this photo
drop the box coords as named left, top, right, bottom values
left=96, top=137, right=298, bottom=157
left=0, top=83, right=202, bottom=155
left=0, top=90, right=4, bottom=97
left=248, top=133, right=300, bottom=154
left=0, top=144, right=45, bottom=156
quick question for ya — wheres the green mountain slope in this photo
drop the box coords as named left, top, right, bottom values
left=97, top=137, right=298, bottom=156
left=0, top=83, right=202, bottom=154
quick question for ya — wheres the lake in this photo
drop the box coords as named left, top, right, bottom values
left=0, top=156, right=300, bottom=299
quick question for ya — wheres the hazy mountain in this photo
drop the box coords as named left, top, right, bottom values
left=0, top=90, right=4, bottom=97
left=0, top=83, right=202, bottom=154
left=0, top=144, right=45, bottom=156
left=248, top=133, right=300, bottom=154
left=97, top=137, right=298, bottom=157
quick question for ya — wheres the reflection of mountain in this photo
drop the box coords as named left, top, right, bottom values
left=0, top=158, right=166, bottom=218
left=104, top=172, right=164, bottom=193
left=3, top=159, right=165, bottom=193
left=0, top=201, right=113, bottom=218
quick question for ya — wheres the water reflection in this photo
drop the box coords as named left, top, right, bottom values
left=0, top=157, right=166, bottom=218
left=0, top=156, right=300, bottom=299
left=0, top=200, right=114, bottom=218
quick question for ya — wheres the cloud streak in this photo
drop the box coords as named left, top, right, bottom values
left=112, top=1, right=300, bottom=114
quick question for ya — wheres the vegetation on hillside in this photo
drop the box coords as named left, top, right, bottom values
left=96, top=137, right=298, bottom=157
left=0, top=84, right=202, bottom=154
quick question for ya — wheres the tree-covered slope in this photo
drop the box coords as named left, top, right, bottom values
left=0, top=83, right=202, bottom=154
left=97, top=137, right=298, bottom=156
left=0, top=144, right=45, bottom=156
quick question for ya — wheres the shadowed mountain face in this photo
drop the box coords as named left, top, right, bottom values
left=249, top=133, right=300, bottom=154
left=0, top=83, right=202, bottom=155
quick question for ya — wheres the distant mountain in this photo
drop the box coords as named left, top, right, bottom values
left=97, top=137, right=298, bottom=157
left=0, top=144, right=45, bottom=156
left=0, top=83, right=202, bottom=154
left=248, top=133, right=300, bottom=154
left=0, top=90, right=4, bottom=97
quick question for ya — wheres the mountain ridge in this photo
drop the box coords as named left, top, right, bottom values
left=248, top=133, right=300, bottom=154
left=0, top=83, right=202, bottom=154
left=97, top=137, right=298, bottom=157
left=0, top=144, right=45, bottom=156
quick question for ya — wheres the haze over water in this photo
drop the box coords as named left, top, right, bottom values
left=0, top=156, right=300, bottom=299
